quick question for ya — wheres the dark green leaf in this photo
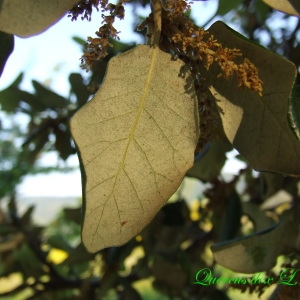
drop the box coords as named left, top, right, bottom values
left=161, top=201, right=189, bottom=227
left=242, top=202, right=275, bottom=232
left=216, top=0, right=243, bottom=16
left=0, top=224, right=17, bottom=235
left=63, top=207, right=81, bottom=225
left=47, top=234, right=72, bottom=253
left=32, top=80, right=69, bottom=109
left=218, top=191, right=242, bottom=242
left=0, top=74, right=45, bottom=113
left=63, top=243, right=94, bottom=265
left=69, top=73, right=90, bottom=108
left=255, top=0, right=272, bottom=24
left=53, top=126, right=74, bottom=160
left=122, top=285, right=143, bottom=300
left=0, top=31, right=14, bottom=77
left=24, top=125, right=49, bottom=163
left=20, top=205, right=35, bottom=226
left=13, top=244, right=44, bottom=278
left=187, top=139, right=232, bottom=181
left=72, top=36, right=86, bottom=46
left=289, top=85, right=300, bottom=141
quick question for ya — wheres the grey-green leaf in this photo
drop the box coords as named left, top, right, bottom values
left=200, top=21, right=299, bottom=176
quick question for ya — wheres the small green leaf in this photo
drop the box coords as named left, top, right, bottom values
left=53, top=125, right=74, bottom=160
left=72, top=36, right=86, bottom=46
left=216, top=0, right=243, bottom=16
left=218, top=191, right=242, bottom=242
left=13, top=244, right=44, bottom=278
left=187, top=139, right=232, bottom=182
left=0, top=74, right=45, bottom=113
left=69, top=73, right=90, bottom=108
left=0, top=31, right=14, bottom=77
left=32, top=80, right=69, bottom=109
left=20, top=205, right=35, bottom=226
left=47, top=234, right=72, bottom=253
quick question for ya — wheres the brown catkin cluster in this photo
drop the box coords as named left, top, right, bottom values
left=69, top=0, right=102, bottom=21
left=162, top=2, right=263, bottom=96
left=69, top=0, right=127, bottom=70
left=158, top=0, right=263, bottom=149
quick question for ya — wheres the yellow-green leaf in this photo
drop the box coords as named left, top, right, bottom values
left=71, top=45, right=199, bottom=253
left=200, top=21, right=299, bottom=176
left=0, top=0, right=79, bottom=37
left=262, top=0, right=300, bottom=17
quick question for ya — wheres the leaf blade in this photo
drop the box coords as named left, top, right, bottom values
left=0, top=0, right=79, bottom=37
left=71, top=45, right=199, bottom=252
left=262, top=0, right=300, bottom=16
left=201, top=21, right=299, bottom=175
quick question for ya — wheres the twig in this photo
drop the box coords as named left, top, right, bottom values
left=151, top=0, right=162, bottom=46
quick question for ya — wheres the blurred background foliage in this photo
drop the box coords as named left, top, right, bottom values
left=0, top=0, right=300, bottom=299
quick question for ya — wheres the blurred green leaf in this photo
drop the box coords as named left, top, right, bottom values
left=152, top=257, right=187, bottom=294
left=0, top=224, right=17, bottom=235
left=63, top=207, right=81, bottom=225
left=72, top=36, right=86, bottom=46
left=13, top=244, right=44, bottom=278
left=218, top=191, right=242, bottom=242
left=187, top=139, right=232, bottom=182
left=254, top=0, right=272, bottom=24
left=25, top=124, right=49, bottom=163
left=242, top=202, right=275, bottom=232
left=69, top=73, right=90, bottom=108
left=63, top=243, right=94, bottom=265
left=53, top=125, right=74, bottom=160
left=122, top=285, right=143, bottom=300
left=0, top=73, right=45, bottom=113
left=289, top=85, right=300, bottom=141
left=211, top=209, right=300, bottom=273
left=20, top=205, right=35, bottom=227
left=0, top=31, right=14, bottom=77
left=216, top=0, right=243, bottom=16
left=32, top=80, right=69, bottom=109
left=47, top=233, right=72, bottom=253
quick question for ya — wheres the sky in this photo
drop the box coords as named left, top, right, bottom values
left=0, top=0, right=246, bottom=203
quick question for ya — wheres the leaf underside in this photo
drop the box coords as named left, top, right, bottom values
left=0, top=0, right=79, bottom=37
left=201, top=21, right=299, bottom=176
left=71, top=45, right=199, bottom=252
left=262, top=0, right=300, bottom=16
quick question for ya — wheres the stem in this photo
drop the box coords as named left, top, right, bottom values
left=151, top=0, right=162, bottom=46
